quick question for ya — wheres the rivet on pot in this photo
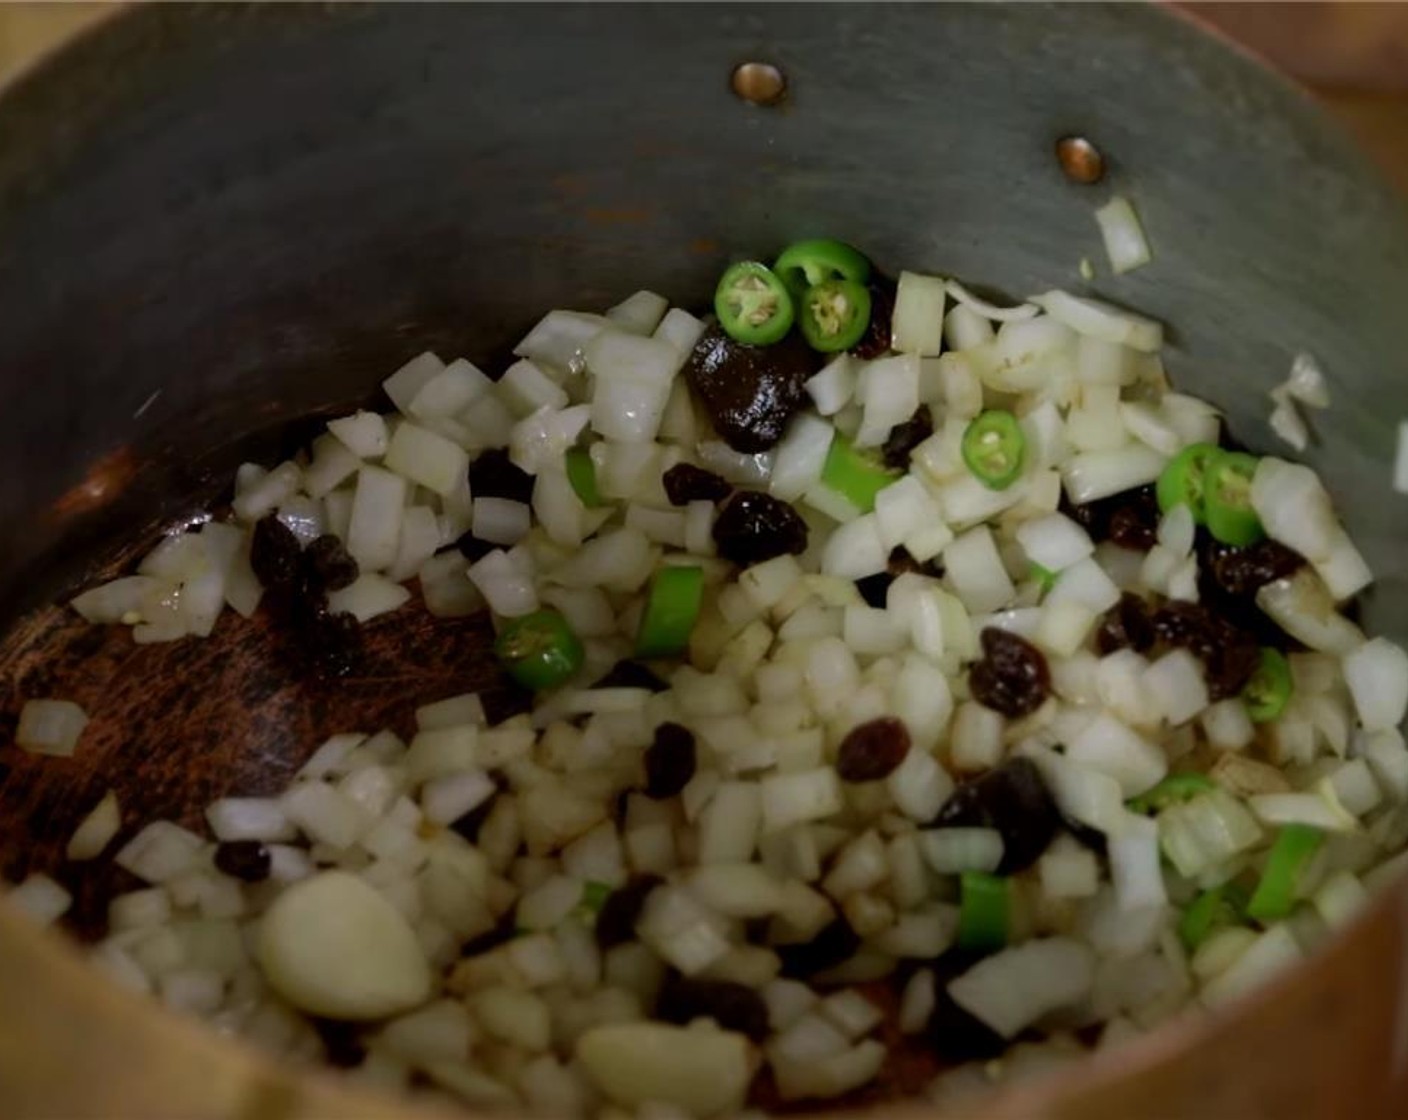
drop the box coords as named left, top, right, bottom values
left=1056, top=135, right=1105, bottom=185
left=731, top=62, right=786, bottom=107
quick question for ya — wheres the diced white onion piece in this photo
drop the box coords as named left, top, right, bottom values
left=1027, top=747, right=1126, bottom=835
left=1015, top=512, right=1093, bottom=573
left=384, top=422, right=469, bottom=497
left=1037, top=599, right=1095, bottom=657
left=419, top=552, right=483, bottom=619
left=347, top=465, right=408, bottom=572
left=1077, top=335, right=1138, bottom=387
left=500, top=359, right=570, bottom=416
left=327, top=574, right=412, bottom=623
left=1143, top=649, right=1209, bottom=725
left=942, top=526, right=1016, bottom=614
left=328, top=410, right=391, bottom=458
left=1249, top=458, right=1338, bottom=563
left=770, top=414, right=834, bottom=502
left=891, top=271, right=948, bottom=356
left=303, top=434, right=361, bottom=499
left=231, top=461, right=302, bottom=522
left=1268, top=387, right=1310, bottom=453
left=1343, top=638, right=1408, bottom=732
left=258, top=871, right=430, bottom=1019
left=205, top=797, right=294, bottom=843
left=66, top=790, right=122, bottom=861
left=1201, top=699, right=1256, bottom=751
left=1108, top=812, right=1166, bottom=910
left=470, top=497, right=532, bottom=547
left=116, top=821, right=205, bottom=883
left=854, top=355, right=921, bottom=447
left=1062, top=445, right=1168, bottom=504
left=422, top=770, right=497, bottom=826
left=1094, top=196, right=1152, bottom=274
left=380, top=999, right=476, bottom=1065
left=603, top=289, right=669, bottom=335
left=1038, top=834, right=1100, bottom=899
left=71, top=576, right=163, bottom=624
left=1248, top=791, right=1357, bottom=832
left=1199, top=925, right=1301, bottom=1007
left=1281, top=351, right=1330, bottom=408
left=1361, top=728, right=1408, bottom=802
left=1067, top=713, right=1167, bottom=796
left=515, top=310, right=607, bottom=373
left=821, top=514, right=888, bottom=581
left=805, top=355, right=856, bottom=416
left=1033, top=290, right=1163, bottom=352
left=1157, top=789, right=1263, bottom=877
left=948, top=938, right=1096, bottom=1038
left=1121, top=401, right=1182, bottom=456
left=1313, top=529, right=1373, bottom=602
left=637, top=885, right=732, bottom=975
left=577, top=1022, right=753, bottom=1117
left=1312, top=870, right=1369, bottom=930
left=918, top=828, right=1004, bottom=874
left=761, top=769, right=844, bottom=834
left=8, top=873, right=72, bottom=927
left=1256, top=570, right=1364, bottom=655
left=16, top=699, right=89, bottom=757
left=944, top=304, right=994, bottom=351
left=689, top=863, right=783, bottom=918
left=1395, top=420, right=1408, bottom=494
left=383, top=351, right=446, bottom=413
left=886, top=745, right=955, bottom=821
left=945, top=279, right=1038, bottom=323
left=1048, top=556, right=1121, bottom=615
left=468, top=550, right=539, bottom=617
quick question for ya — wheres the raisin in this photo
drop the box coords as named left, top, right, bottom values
left=643, top=723, right=697, bottom=799
left=213, top=840, right=272, bottom=883
left=595, top=874, right=662, bottom=951
left=711, top=491, right=808, bottom=568
left=1202, top=538, right=1305, bottom=598
left=1096, top=592, right=1156, bottom=655
left=927, top=989, right=1008, bottom=1062
left=850, top=278, right=896, bottom=361
left=1063, top=485, right=1159, bottom=552
left=775, top=917, right=862, bottom=979
left=662, top=463, right=732, bottom=506
left=454, top=531, right=496, bottom=563
left=854, top=571, right=894, bottom=609
left=310, top=1018, right=366, bottom=1069
left=881, top=404, right=934, bottom=471
left=656, top=974, right=769, bottom=1041
left=593, top=661, right=669, bottom=692
left=1153, top=601, right=1261, bottom=700
left=303, top=534, right=359, bottom=593
left=968, top=627, right=1052, bottom=718
left=684, top=324, right=819, bottom=453
left=250, top=514, right=303, bottom=592
left=469, top=448, right=534, bottom=504
left=836, top=717, right=911, bottom=782
left=932, top=757, right=1060, bottom=873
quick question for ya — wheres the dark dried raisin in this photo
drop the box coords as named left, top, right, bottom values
left=927, top=989, right=1008, bottom=1062
left=1063, top=485, right=1159, bottom=552
left=711, top=491, right=808, bottom=567
left=213, top=840, right=271, bottom=883
left=968, top=627, right=1051, bottom=718
left=303, top=534, right=359, bottom=593
left=932, top=756, right=1060, bottom=873
left=1202, top=538, right=1305, bottom=598
left=1096, top=592, right=1156, bottom=655
left=881, top=404, right=934, bottom=471
left=662, top=463, right=732, bottom=506
left=775, top=917, right=862, bottom=979
left=310, top=1017, right=366, bottom=1068
left=656, top=974, right=769, bottom=1041
left=685, top=324, right=819, bottom=453
left=594, top=661, right=669, bottom=692
left=854, top=571, right=894, bottom=609
left=643, top=723, right=697, bottom=799
left=250, top=515, right=303, bottom=592
left=836, top=717, right=911, bottom=782
left=595, top=874, right=662, bottom=950
left=469, top=448, right=534, bottom=504
left=1152, top=601, right=1261, bottom=700
left=850, top=278, right=896, bottom=361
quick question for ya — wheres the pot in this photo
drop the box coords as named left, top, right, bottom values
left=0, top=4, right=1405, bottom=1118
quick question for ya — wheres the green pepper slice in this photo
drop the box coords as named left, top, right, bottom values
left=635, top=565, right=705, bottom=659
left=773, top=238, right=872, bottom=296
left=1246, top=824, right=1324, bottom=923
left=579, top=880, right=613, bottom=915
left=494, top=609, right=585, bottom=691
left=1127, top=772, right=1217, bottom=815
left=1030, top=563, right=1057, bottom=594
left=1178, top=883, right=1249, bottom=951
left=798, top=279, right=873, bottom=353
left=565, top=447, right=602, bottom=508
left=1242, top=647, right=1294, bottom=724
left=1204, top=450, right=1265, bottom=547
left=1155, top=442, right=1218, bottom=525
left=957, top=871, right=1011, bottom=953
left=961, top=410, right=1027, bottom=490
left=714, top=261, right=795, bottom=345
left=820, top=433, right=899, bottom=513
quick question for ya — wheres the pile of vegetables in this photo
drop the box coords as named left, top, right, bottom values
left=8, top=238, right=1408, bottom=1118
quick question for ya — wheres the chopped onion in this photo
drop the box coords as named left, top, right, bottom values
left=1032, top=291, right=1163, bottom=352
left=347, top=465, right=408, bottom=573
left=854, top=354, right=921, bottom=448
left=327, top=574, right=412, bottom=623
left=67, top=790, right=122, bottom=861
left=8, top=873, right=73, bottom=927
left=1143, top=650, right=1209, bottom=725
left=944, top=304, right=994, bottom=351
left=1285, top=352, right=1331, bottom=409
left=1268, top=386, right=1310, bottom=453
left=1343, top=638, right=1408, bottom=732
left=1062, top=444, right=1168, bottom=504
left=1395, top=420, right=1408, bottom=494
left=918, top=828, right=1004, bottom=874
left=821, top=514, right=888, bottom=581
left=206, top=797, right=294, bottom=843
left=514, top=310, right=607, bottom=374
left=942, top=526, right=1016, bottom=614
left=1015, top=512, right=1094, bottom=572
left=468, top=550, right=539, bottom=617
left=1107, top=812, right=1166, bottom=910
left=891, top=271, right=948, bottom=356
left=1067, top=713, right=1167, bottom=796
left=1249, top=457, right=1337, bottom=563
left=1257, top=570, right=1364, bottom=654
left=1248, top=791, right=1357, bottom=832
left=116, top=821, right=205, bottom=883
left=948, top=938, right=1095, bottom=1038
left=328, top=410, right=391, bottom=458
left=770, top=414, right=834, bottom=501
left=805, top=355, right=856, bottom=417
left=944, top=279, right=1038, bottom=323
left=1093, top=196, right=1152, bottom=274
left=577, top=1022, right=752, bottom=1116
left=1199, top=925, right=1301, bottom=1007
left=16, top=698, right=89, bottom=757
